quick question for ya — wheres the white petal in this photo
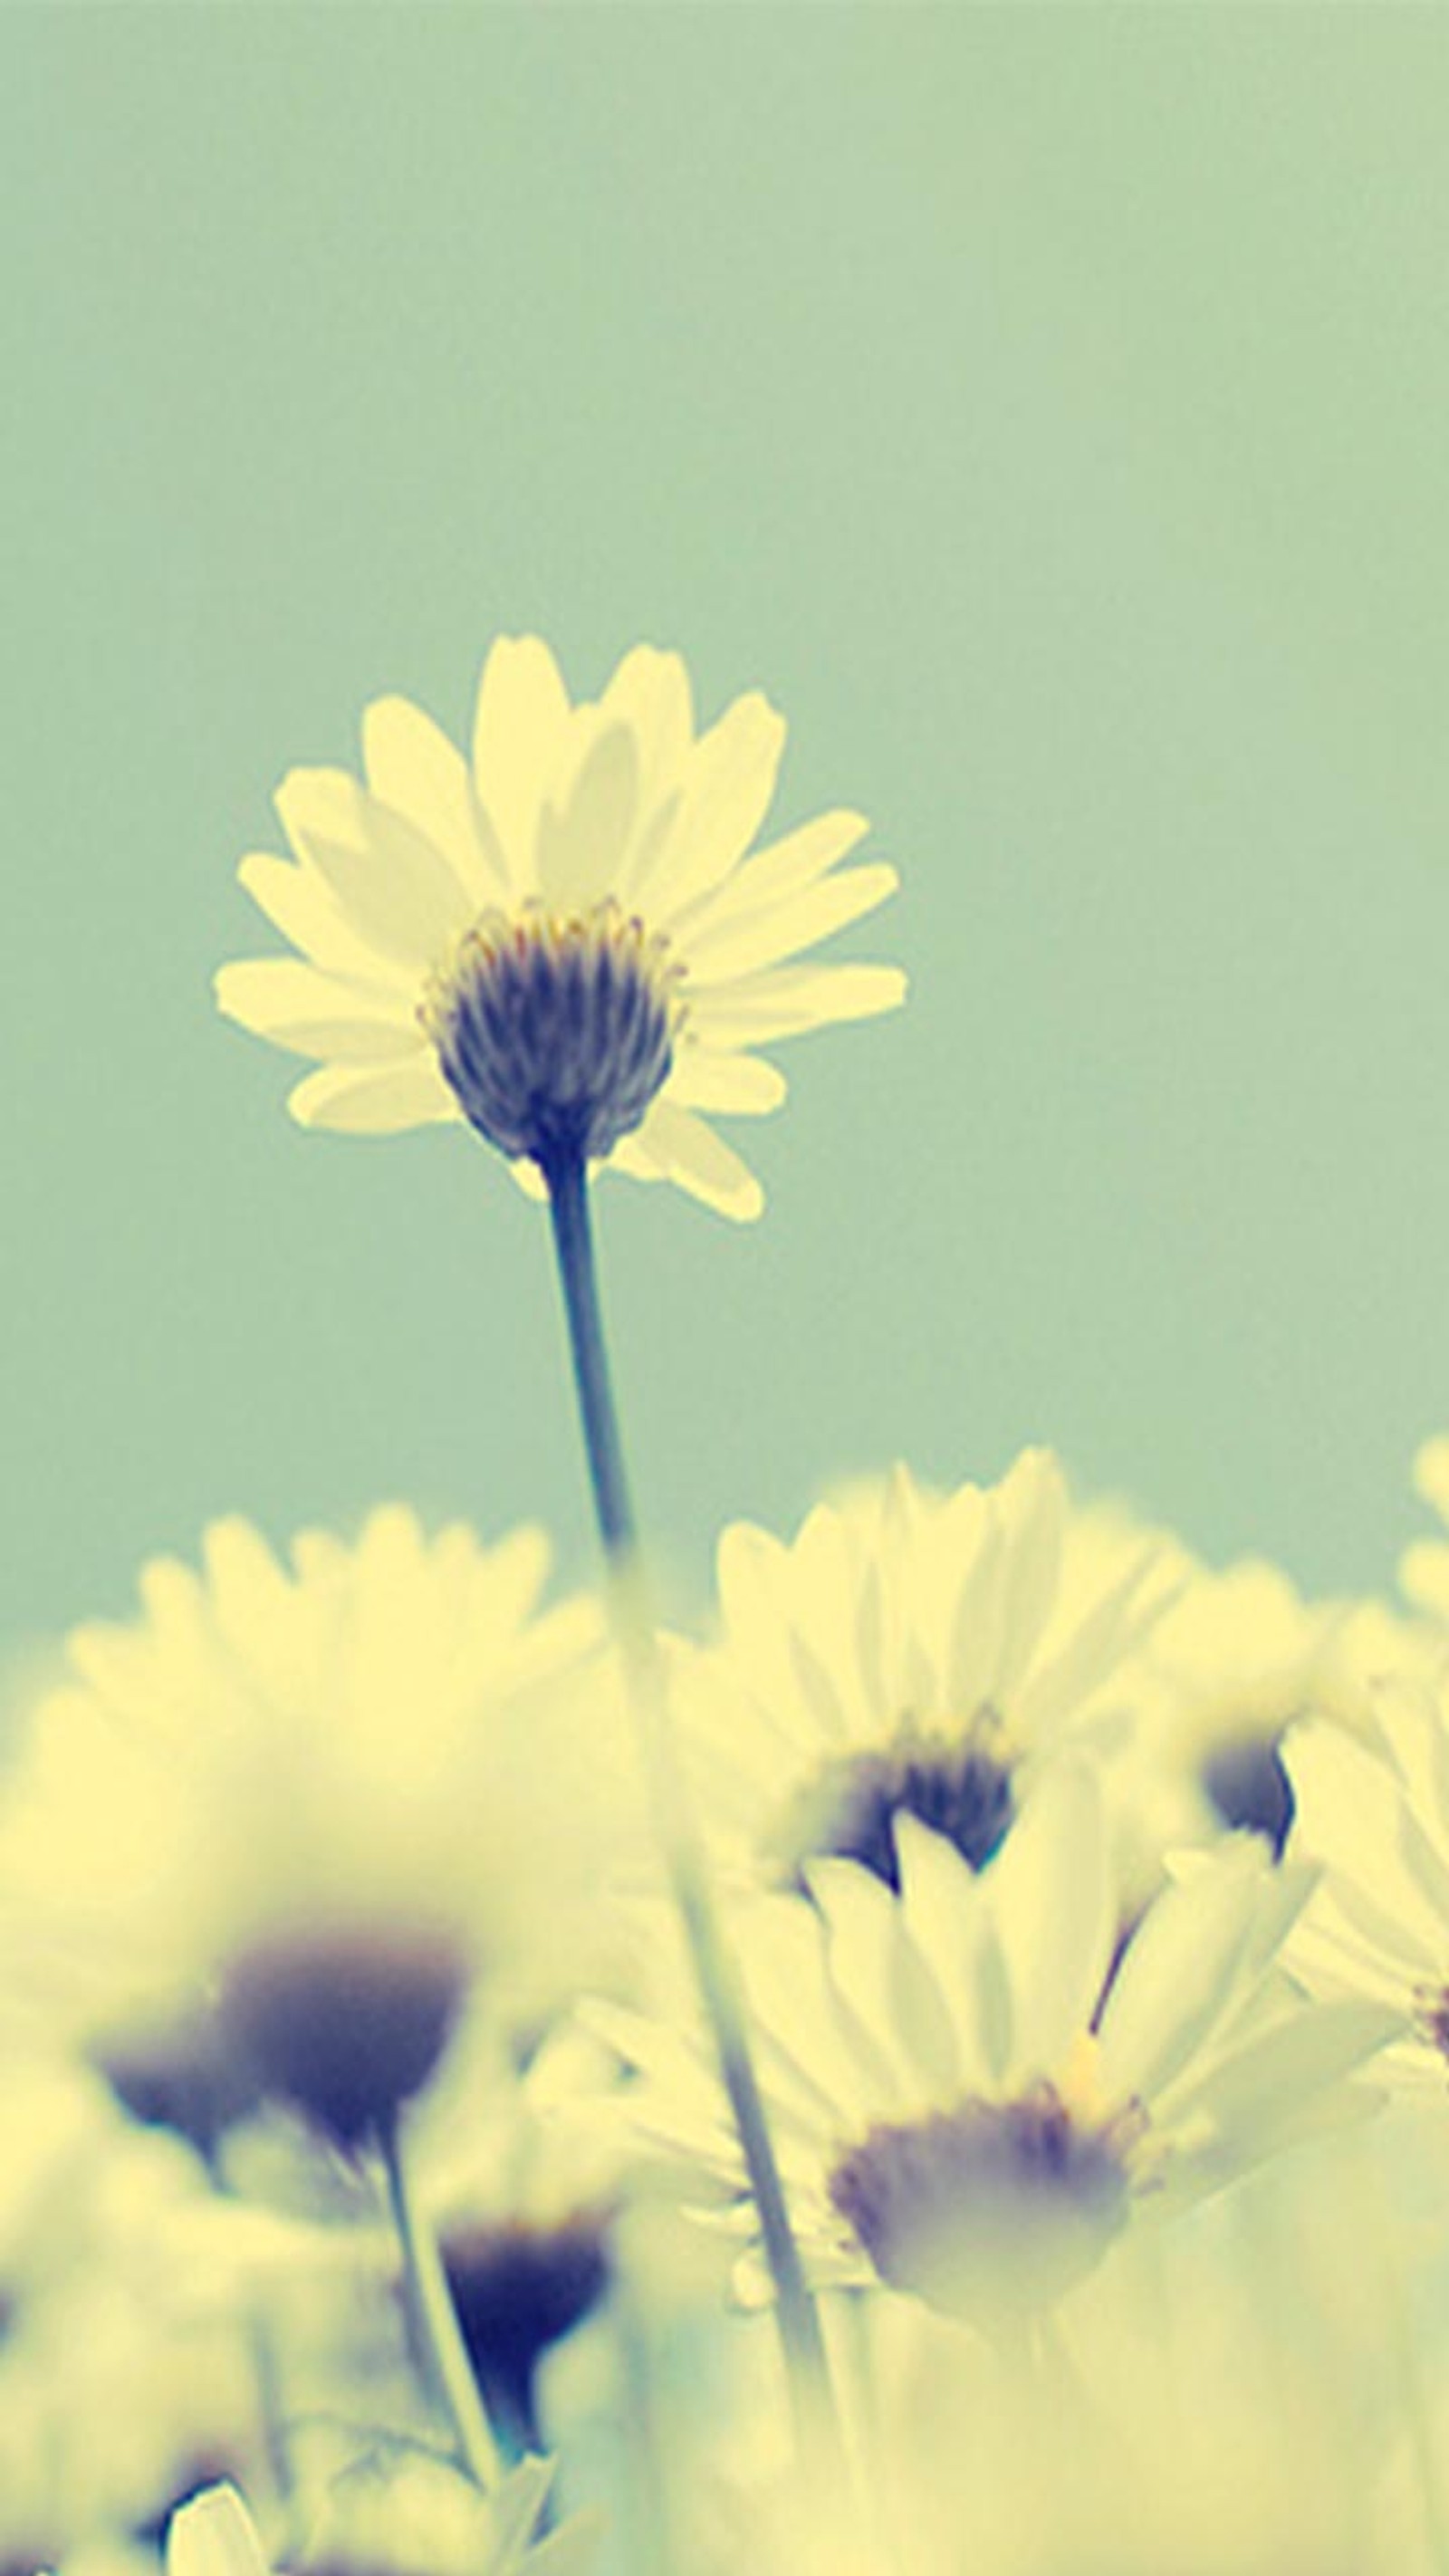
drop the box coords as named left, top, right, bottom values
left=275, top=772, right=472, bottom=970
left=471, top=635, right=572, bottom=891
left=989, top=1765, right=1113, bottom=2081
left=215, top=959, right=423, bottom=1062
left=1096, top=1854, right=1262, bottom=2104
left=620, top=1099, right=763, bottom=1220
left=683, top=863, right=899, bottom=983
left=535, top=720, right=640, bottom=911
left=667, top=1048, right=787, bottom=1116
left=674, top=808, right=870, bottom=936
left=596, top=645, right=695, bottom=816
left=287, top=1057, right=461, bottom=1134
left=693, top=962, right=906, bottom=1047
left=167, top=2486, right=272, bottom=2576
left=235, top=852, right=404, bottom=986
left=637, top=690, right=786, bottom=916
left=361, top=695, right=508, bottom=906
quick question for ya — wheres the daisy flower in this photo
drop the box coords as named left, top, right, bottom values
left=1284, top=1671, right=1449, bottom=2098
left=215, top=638, right=904, bottom=1220
left=1133, top=1556, right=1433, bottom=1860
left=590, top=1766, right=1392, bottom=2333
left=167, top=2458, right=595, bottom=2576
left=0, top=1509, right=621, bottom=2152
left=670, top=1450, right=1178, bottom=1896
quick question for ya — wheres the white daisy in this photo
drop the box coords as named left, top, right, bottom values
left=670, top=1450, right=1177, bottom=1894
left=0, top=1510, right=622, bottom=2150
left=215, top=638, right=904, bottom=1220
left=1134, top=1556, right=1433, bottom=1860
left=590, top=1766, right=1392, bottom=2332
left=167, top=2458, right=595, bottom=2576
left=1285, top=1672, right=1449, bottom=2098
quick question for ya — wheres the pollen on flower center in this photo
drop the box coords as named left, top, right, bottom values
left=829, top=2085, right=1138, bottom=2323
left=782, top=1718, right=1016, bottom=1889
left=420, top=898, right=686, bottom=1168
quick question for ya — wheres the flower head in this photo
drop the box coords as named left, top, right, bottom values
left=0, top=1510, right=621, bottom=2149
left=216, top=639, right=904, bottom=1219
left=592, top=1767, right=1392, bottom=2331
left=1285, top=1673, right=1449, bottom=2097
left=671, top=1451, right=1177, bottom=1895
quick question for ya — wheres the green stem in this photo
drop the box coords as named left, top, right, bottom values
left=542, top=1145, right=840, bottom=2475
left=377, top=2111, right=503, bottom=2490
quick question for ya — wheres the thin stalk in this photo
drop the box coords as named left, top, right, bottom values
left=376, top=2111, right=504, bottom=2490
left=542, top=1144, right=840, bottom=2475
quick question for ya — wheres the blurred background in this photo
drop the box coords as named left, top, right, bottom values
left=5, top=6, right=1449, bottom=1661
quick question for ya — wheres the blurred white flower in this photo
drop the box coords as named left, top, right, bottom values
left=167, top=2456, right=596, bottom=2576
left=592, top=1765, right=1392, bottom=2332
left=0, top=1510, right=625, bottom=2149
left=1134, top=1556, right=1433, bottom=1860
left=1286, top=1671, right=1449, bottom=2098
left=216, top=638, right=904, bottom=1220
left=0, top=2062, right=256, bottom=2562
left=670, top=1451, right=1177, bottom=1895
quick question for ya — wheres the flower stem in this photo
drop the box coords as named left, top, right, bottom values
left=542, top=1145, right=840, bottom=2473
left=376, top=2111, right=503, bottom=2490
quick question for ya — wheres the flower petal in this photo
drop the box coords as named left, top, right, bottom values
left=471, top=635, right=572, bottom=891
left=215, top=960, right=422, bottom=1063
left=637, top=690, right=786, bottom=917
left=361, top=695, right=508, bottom=907
left=693, top=962, right=907, bottom=1047
left=683, top=862, right=900, bottom=984
left=287, top=1057, right=461, bottom=1134
left=617, top=1099, right=763, bottom=1220
left=275, top=773, right=472, bottom=972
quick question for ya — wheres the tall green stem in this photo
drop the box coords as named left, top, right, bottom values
left=542, top=1144, right=840, bottom=2471
left=377, top=2111, right=503, bottom=2490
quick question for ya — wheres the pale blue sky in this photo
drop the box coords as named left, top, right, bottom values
left=5, top=8, right=1449, bottom=1657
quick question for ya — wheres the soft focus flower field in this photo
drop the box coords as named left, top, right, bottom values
left=8, top=634, right=1449, bottom=2576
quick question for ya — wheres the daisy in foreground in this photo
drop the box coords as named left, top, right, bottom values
left=216, top=636, right=904, bottom=1219
left=0, top=1507, right=617, bottom=2152
left=590, top=1768, right=1395, bottom=2332
left=166, top=2458, right=595, bottom=2576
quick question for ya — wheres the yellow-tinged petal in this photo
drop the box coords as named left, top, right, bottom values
left=692, top=961, right=907, bottom=1047
left=471, top=635, right=573, bottom=890
left=216, top=959, right=423, bottom=1062
left=167, top=2486, right=272, bottom=2576
left=636, top=689, right=787, bottom=917
left=236, top=852, right=403, bottom=986
left=535, top=720, right=640, bottom=912
left=595, top=643, right=695, bottom=814
left=667, top=1047, right=787, bottom=1116
left=279, top=777, right=474, bottom=972
left=683, top=861, right=899, bottom=982
left=361, top=695, right=509, bottom=906
left=623, top=1098, right=763, bottom=1221
left=288, top=1057, right=460, bottom=1134
left=672, top=807, right=869, bottom=937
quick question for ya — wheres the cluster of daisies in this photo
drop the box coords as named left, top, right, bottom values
left=10, top=639, right=1449, bottom=2576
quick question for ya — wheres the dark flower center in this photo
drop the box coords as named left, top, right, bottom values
left=783, top=1724, right=1016, bottom=1889
left=218, top=1926, right=467, bottom=2151
left=1200, top=1735, right=1295, bottom=1856
left=424, top=899, right=682, bottom=1167
left=829, top=2085, right=1136, bottom=2324
left=442, top=2212, right=611, bottom=2444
